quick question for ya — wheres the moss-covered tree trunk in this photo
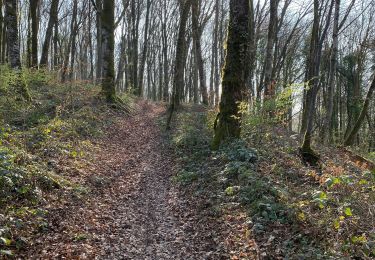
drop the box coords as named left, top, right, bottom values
left=0, top=0, right=3, bottom=64
left=101, top=0, right=116, bottom=102
left=211, top=0, right=249, bottom=149
left=5, top=0, right=31, bottom=101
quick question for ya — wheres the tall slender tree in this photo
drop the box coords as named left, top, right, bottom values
left=166, top=0, right=192, bottom=129
left=191, top=0, right=208, bottom=105
left=262, top=0, right=278, bottom=106
left=301, top=0, right=333, bottom=158
left=30, top=0, right=39, bottom=68
left=138, top=0, right=152, bottom=97
left=344, top=72, right=375, bottom=146
left=321, top=0, right=340, bottom=143
left=40, top=0, right=59, bottom=67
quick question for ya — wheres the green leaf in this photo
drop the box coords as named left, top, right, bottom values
left=344, top=207, right=353, bottom=217
left=333, top=219, right=340, bottom=230
left=71, top=151, right=78, bottom=158
left=351, top=235, right=367, bottom=244
left=325, top=177, right=341, bottom=188
left=0, top=250, right=13, bottom=256
left=319, top=191, right=327, bottom=199
left=225, top=186, right=234, bottom=196
left=0, top=237, right=12, bottom=246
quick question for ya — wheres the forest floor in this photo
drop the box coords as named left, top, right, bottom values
left=1, top=86, right=374, bottom=259
left=19, top=101, right=230, bottom=259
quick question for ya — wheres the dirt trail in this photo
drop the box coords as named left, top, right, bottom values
left=26, top=101, right=225, bottom=259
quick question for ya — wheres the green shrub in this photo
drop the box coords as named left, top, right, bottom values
left=173, top=170, right=199, bottom=185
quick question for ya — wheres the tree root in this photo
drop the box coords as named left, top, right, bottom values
left=299, top=147, right=321, bottom=168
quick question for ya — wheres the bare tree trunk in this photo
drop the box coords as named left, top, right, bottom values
left=30, top=0, right=39, bottom=68
left=161, top=0, right=170, bottom=101
left=212, top=0, right=250, bottom=149
left=344, top=73, right=375, bottom=146
left=131, top=0, right=140, bottom=95
left=61, top=0, right=77, bottom=82
left=301, top=0, right=334, bottom=156
left=101, top=0, right=116, bottom=102
left=212, top=0, right=220, bottom=106
left=262, top=0, right=278, bottom=107
left=53, top=19, right=59, bottom=68
left=300, top=0, right=321, bottom=155
left=96, top=0, right=103, bottom=82
left=69, top=1, right=79, bottom=81
left=246, top=0, right=255, bottom=104
left=116, top=33, right=126, bottom=88
left=137, top=0, right=151, bottom=97
left=191, top=0, right=208, bottom=105
left=166, top=0, right=191, bottom=129
left=192, top=50, right=199, bottom=103
left=1, top=2, right=5, bottom=64
left=322, top=0, right=340, bottom=144
left=40, top=0, right=59, bottom=67
left=88, top=0, right=94, bottom=80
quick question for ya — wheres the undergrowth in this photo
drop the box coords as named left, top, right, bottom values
left=0, top=66, right=133, bottom=257
left=170, top=105, right=375, bottom=259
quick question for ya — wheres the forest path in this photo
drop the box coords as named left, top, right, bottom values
left=94, top=101, right=209, bottom=259
left=27, top=101, right=223, bottom=259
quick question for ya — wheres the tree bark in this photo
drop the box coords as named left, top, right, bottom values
left=191, top=0, right=208, bottom=105
left=212, top=0, right=220, bottom=106
left=161, top=5, right=169, bottom=101
left=300, top=0, right=321, bottom=154
left=322, top=0, right=340, bottom=144
left=301, top=0, right=333, bottom=154
left=61, top=0, right=77, bottom=82
left=130, top=0, right=140, bottom=95
left=5, top=0, right=31, bottom=100
left=96, top=0, right=103, bottom=82
left=30, top=0, right=39, bottom=68
left=53, top=18, right=59, bottom=68
left=40, top=0, right=59, bottom=67
left=137, top=0, right=151, bottom=97
left=166, top=0, right=192, bottom=129
left=344, top=73, right=375, bottom=146
left=212, top=0, right=250, bottom=149
left=245, top=0, right=255, bottom=104
left=0, top=0, right=3, bottom=63
left=101, top=0, right=116, bottom=102
left=262, top=0, right=278, bottom=105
